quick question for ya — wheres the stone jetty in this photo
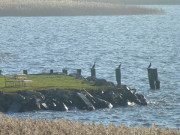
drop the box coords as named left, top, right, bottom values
left=0, top=78, right=147, bottom=113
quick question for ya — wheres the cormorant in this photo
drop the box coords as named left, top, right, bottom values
left=92, top=62, right=95, bottom=69
left=148, top=62, right=151, bottom=68
left=118, top=62, right=122, bottom=69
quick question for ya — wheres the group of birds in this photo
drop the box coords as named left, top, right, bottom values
left=92, top=62, right=152, bottom=69
left=91, top=62, right=122, bottom=69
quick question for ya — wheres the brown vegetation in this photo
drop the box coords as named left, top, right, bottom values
left=0, top=114, right=179, bottom=135
left=0, top=0, right=163, bottom=16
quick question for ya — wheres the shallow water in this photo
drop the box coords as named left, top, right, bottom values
left=0, top=5, right=180, bottom=128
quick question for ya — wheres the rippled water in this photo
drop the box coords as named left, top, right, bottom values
left=0, top=5, right=180, bottom=128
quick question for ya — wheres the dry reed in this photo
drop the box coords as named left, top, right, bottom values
left=0, top=114, right=179, bottom=135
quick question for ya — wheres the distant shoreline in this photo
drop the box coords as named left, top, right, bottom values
left=0, top=0, right=165, bottom=16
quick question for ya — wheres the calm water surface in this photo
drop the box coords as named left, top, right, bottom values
left=0, top=5, right=180, bottom=128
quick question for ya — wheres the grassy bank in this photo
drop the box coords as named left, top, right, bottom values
left=0, top=115, right=179, bottom=135
left=0, top=75, right=99, bottom=92
left=0, top=0, right=163, bottom=16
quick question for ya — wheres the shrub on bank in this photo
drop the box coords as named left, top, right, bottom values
left=0, top=114, right=179, bottom=135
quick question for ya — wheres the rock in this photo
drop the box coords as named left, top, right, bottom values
left=12, top=93, right=25, bottom=102
left=56, top=89, right=63, bottom=97
left=135, top=93, right=147, bottom=105
left=0, top=91, right=3, bottom=95
left=83, top=89, right=113, bottom=109
left=69, top=73, right=84, bottom=79
left=86, top=76, right=97, bottom=82
left=55, top=90, right=74, bottom=108
left=0, top=106, right=5, bottom=112
left=76, top=93, right=95, bottom=110
left=94, top=98, right=113, bottom=109
left=8, top=102, right=22, bottom=113
left=40, top=102, right=48, bottom=110
left=53, top=100, right=69, bottom=111
left=94, top=79, right=107, bottom=86
left=119, top=86, right=147, bottom=105
left=21, top=97, right=40, bottom=112
left=103, top=89, right=128, bottom=106
left=0, top=84, right=147, bottom=112
left=86, top=77, right=115, bottom=86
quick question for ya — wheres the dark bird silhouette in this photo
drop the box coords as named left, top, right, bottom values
left=92, top=62, right=95, bottom=69
left=148, top=62, right=151, bottom=68
left=118, top=62, right=122, bottom=69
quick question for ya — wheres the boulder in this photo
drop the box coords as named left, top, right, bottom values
left=21, top=97, right=41, bottom=112
left=94, top=98, right=113, bottom=109
left=94, top=79, right=115, bottom=86
left=83, top=89, right=113, bottom=109
left=0, top=84, right=147, bottom=112
left=86, top=76, right=97, bottom=82
left=12, top=93, right=25, bottom=102
left=0, top=106, right=5, bottom=112
left=69, top=73, right=84, bottom=79
left=76, top=93, right=95, bottom=110
left=135, top=93, right=147, bottom=105
left=53, top=101, right=69, bottom=111
left=103, top=89, right=128, bottom=106
left=8, top=102, right=22, bottom=113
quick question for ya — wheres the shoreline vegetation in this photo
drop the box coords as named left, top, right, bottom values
left=0, top=115, right=180, bottom=135
left=0, top=0, right=166, bottom=16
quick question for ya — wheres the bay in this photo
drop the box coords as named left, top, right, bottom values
left=0, top=5, right=180, bottom=128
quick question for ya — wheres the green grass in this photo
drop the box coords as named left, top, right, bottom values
left=0, top=75, right=99, bottom=92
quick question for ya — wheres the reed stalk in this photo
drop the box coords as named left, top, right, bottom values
left=0, top=114, right=179, bottom=135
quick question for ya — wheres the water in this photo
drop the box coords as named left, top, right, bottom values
left=0, top=5, right=180, bottom=128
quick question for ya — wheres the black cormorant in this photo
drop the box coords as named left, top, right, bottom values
left=148, top=62, right=151, bottom=68
left=92, top=62, right=95, bottom=69
left=118, top=62, right=122, bottom=69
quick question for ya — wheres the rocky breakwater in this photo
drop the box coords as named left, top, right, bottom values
left=0, top=84, right=147, bottom=113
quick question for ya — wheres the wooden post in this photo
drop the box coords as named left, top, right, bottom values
left=156, top=80, right=160, bottom=89
left=62, top=69, right=68, bottom=75
left=23, top=70, right=28, bottom=75
left=50, top=69, right=53, bottom=74
left=77, top=69, right=81, bottom=76
left=153, top=68, right=158, bottom=81
left=147, top=68, right=155, bottom=89
left=147, top=68, right=160, bottom=89
left=91, top=68, right=96, bottom=77
left=116, top=68, right=121, bottom=86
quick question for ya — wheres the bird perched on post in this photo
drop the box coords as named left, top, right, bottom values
left=92, top=62, right=95, bottom=69
left=148, top=62, right=151, bottom=68
left=118, top=62, right=122, bottom=69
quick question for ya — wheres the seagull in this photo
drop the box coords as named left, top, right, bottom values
left=148, top=62, right=151, bottom=68
left=92, top=62, right=95, bottom=69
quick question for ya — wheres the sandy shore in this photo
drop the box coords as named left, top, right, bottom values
left=0, top=0, right=165, bottom=16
